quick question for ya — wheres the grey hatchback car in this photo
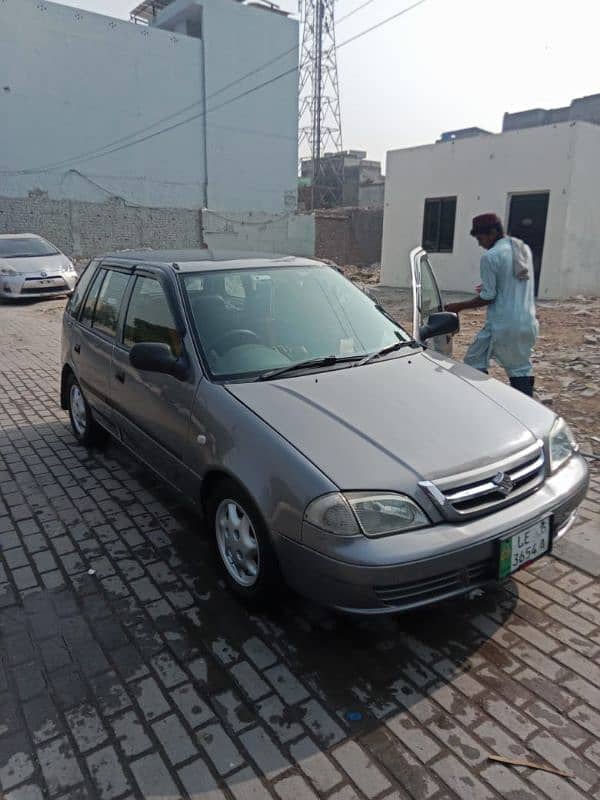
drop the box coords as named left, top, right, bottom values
left=60, top=249, right=589, bottom=614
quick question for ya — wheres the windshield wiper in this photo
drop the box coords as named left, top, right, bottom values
left=258, top=354, right=361, bottom=381
left=355, top=338, right=419, bottom=367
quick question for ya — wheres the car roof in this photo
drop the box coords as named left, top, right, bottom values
left=99, top=248, right=327, bottom=273
left=0, top=233, right=43, bottom=240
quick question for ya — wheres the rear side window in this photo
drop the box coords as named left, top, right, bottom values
left=80, top=269, right=105, bottom=328
left=92, top=271, right=130, bottom=338
left=123, top=276, right=181, bottom=356
left=67, top=260, right=98, bottom=318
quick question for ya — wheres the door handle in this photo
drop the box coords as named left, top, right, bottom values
left=115, top=371, right=125, bottom=384
left=73, top=343, right=81, bottom=354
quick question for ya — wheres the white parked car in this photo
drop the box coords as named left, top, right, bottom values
left=0, top=234, right=77, bottom=300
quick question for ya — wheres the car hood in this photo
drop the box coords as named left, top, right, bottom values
left=1, top=253, right=68, bottom=274
left=226, top=350, right=549, bottom=490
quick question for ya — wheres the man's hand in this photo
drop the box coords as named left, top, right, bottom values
left=445, top=295, right=491, bottom=314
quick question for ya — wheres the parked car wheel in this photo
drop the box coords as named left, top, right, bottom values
left=67, top=375, right=106, bottom=447
left=208, top=479, right=281, bottom=605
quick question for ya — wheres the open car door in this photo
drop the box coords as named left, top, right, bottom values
left=409, top=246, right=454, bottom=356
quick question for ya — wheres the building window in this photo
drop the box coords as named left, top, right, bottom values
left=422, top=197, right=457, bottom=253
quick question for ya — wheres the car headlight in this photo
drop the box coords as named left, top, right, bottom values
left=304, top=492, right=430, bottom=537
left=549, top=417, right=578, bottom=473
left=0, top=267, right=17, bottom=276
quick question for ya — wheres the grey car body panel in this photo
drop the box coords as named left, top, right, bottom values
left=187, top=379, right=338, bottom=540
left=226, top=351, right=536, bottom=488
left=60, top=248, right=590, bottom=614
left=423, top=350, right=557, bottom=441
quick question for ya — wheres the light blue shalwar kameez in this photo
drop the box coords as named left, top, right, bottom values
left=464, top=237, right=538, bottom=378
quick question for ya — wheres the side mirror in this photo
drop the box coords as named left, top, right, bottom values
left=419, top=311, right=459, bottom=341
left=129, top=342, right=188, bottom=380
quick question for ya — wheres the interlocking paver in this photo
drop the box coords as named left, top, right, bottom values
left=226, top=765, right=274, bottom=799
left=0, top=735, right=35, bottom=792
left=86, top=746, right=131, bottom=800
left=111, top=710, right=152, bottom=758
left=256, top=695, right=304, bottom=744
left=290, top=737, right=343, bottom=793
left=333, top=740, right=391, bottom=798
left=153, top=713, right=198, bottom=766
left=179, top=757, right=226, bottom=800
left=275, top=774, right=318, bottom=800
left=22, top=694, right=64, bottom=744
left=1, top=300, right=599, bottom=800
left=66, top=704, right=108, bottom=753
left=130, top=752, right=181, bottom=799
left=239, top=726, right=291, bottom=781
left=37, top=735, right=84, bottom=796
left=5, top=784, right=45, bottom=800
left=230, top=661, right=271, bottom=701
left=198, top=722, right=245, bottom=776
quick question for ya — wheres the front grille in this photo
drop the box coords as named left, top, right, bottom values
left=421, top=441, right=545, bottom=521
left=21, top=284, right=67, bottom=295
left=375, top=558, right=495, bottom=608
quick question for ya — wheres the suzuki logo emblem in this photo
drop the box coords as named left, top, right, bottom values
left=492, top=471, right=514, bottom=496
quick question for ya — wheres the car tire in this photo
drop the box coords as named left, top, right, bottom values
left=207, top=479, right=282, bottom=607
left=67, top=374, right=107, bottom=447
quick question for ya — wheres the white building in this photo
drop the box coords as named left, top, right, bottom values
left=381, top=122, right=600, bottom=299
left=0, top=0, right=309, bottom=253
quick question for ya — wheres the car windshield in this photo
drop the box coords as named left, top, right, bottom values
left=0, top=237, right=60, bottom=258
left=181, top=264, right=411, bottom=379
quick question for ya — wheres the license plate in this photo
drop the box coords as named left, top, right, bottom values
left=29, top=278, right=63, bottom=287
left=498, top=518, right=550, bottom=579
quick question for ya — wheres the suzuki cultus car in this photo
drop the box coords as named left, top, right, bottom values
left=60, top=249, right=589, bottom=614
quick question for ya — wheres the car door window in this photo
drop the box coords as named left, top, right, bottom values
left=80, top=268, right=106, bottom=327
left=67, top=260, right=98, bottom=318
left=418, top=253, right=443, bottom=324
left=92, top=270, right=130, bottom=338
left=123, top=276, right=182, bottom=356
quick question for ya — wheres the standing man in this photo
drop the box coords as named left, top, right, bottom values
left=445, top=213, right=538, bottom=396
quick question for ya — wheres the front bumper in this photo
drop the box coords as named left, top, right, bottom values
left=273, top=454, right=589, bottom=615
left=1, top=273, right=76, bottom=299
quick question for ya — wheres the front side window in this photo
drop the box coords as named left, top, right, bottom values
left=182, top=265, right=410, bottom=379
left=123, top=277, right=181, bottom=356
left=418, top=254, right=443, bottom=323
left=92, top=270, right=130, bottom=338
left=422, top=197, right=457, bottom=253
left=67, top=260, right=98, bottom=318
left=80, top=268, right=106, bottom=328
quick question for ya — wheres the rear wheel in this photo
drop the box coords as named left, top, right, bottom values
left=207, top=479, right=281, bottom=606
left=67, top=375, right=106, bottom=447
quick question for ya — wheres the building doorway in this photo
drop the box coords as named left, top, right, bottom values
left=507, top=192, right=549, bottom=295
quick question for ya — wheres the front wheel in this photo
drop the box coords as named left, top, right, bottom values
left=207, top=479, right=282, bottom=606
left=67, top=375, right=106, bottom=447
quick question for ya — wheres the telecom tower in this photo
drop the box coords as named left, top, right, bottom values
left=298, top=0, right=343, bottom=208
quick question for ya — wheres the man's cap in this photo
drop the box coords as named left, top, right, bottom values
left=471, top=213, right=502, bottom=236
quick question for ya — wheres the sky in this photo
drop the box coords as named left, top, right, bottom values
left=64, top=0, right=600, bottom=168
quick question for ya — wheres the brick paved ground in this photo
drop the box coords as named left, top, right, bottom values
left=0, top=297, right=599, bottom=800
